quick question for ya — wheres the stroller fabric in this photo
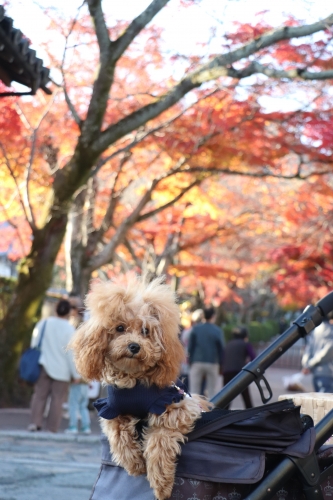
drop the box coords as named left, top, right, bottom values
left=187, top=399, right=309, bottom=450
left=90, top=400, right=317, bottom=500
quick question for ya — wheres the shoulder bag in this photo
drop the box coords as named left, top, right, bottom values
left=19, top=319, right=48, bottom=384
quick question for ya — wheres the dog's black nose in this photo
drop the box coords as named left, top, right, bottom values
left=128, top=343, right=140, bottom=354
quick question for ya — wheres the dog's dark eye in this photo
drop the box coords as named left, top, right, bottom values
left=116, top=325, right=125, bottom=333
left=141, top=327, right=149, bottom=336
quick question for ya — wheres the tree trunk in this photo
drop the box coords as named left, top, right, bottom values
left=65, top=179, right=98, bottom=299
left=0, top=145, right=96, bottom=404
left=65, top=189, right=87, bottom=297
left=69, top=248, right=92, bottom=299
left=0, top=214, right=68, bottom=404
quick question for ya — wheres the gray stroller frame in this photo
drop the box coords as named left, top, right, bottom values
left=210, top=291, right=333, bottom=500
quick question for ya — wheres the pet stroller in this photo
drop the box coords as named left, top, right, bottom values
left=90, top=291, right=333, bottom=500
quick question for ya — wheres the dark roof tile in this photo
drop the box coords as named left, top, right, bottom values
left=0, top=6, right=52, bottom=96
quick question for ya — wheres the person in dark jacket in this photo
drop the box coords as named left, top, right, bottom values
left=188, top=307, right=224, bottom=399
left=223, top=326, right=256, bottom=408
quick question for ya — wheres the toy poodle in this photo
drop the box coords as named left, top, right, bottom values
left=69, top=274, right=212, bottom=500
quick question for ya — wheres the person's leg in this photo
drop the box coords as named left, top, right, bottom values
left=205, top=363, right=219, bottom=400
left=68, top=384, right=80, bottom=430
left=223, top=372, right=237, bottom=386
left=189, top=363, right=204, bottom=395
left=313, top=376, right=333, bottom=393
left=30, top=367, right=52, bottom=429
left=78, top=384, right=91, bottom=431
left=241, top=386, right=253, bottom=408
left=47, top=379, right=69, bottom=432
left=200, top=375, right=206, bottom=396
left=222, top=372, right=238, bottom=410
left=215, top=374, right=223, bottom=395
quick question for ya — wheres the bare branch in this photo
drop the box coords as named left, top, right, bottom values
left=57, top=1, right=85, bottom=126
left=63, top=85, right=82, bottom=126
left=81, top=0, right=170, bottom=146
left=154, top=211, right=188, bottom=275
left=0, top=203, right=27, bottom=255
left=23, top=90, right=60, bottom=230
left=90, top=153, right=131, bottom=250
left=24, top=130, right=37, bottom=229
left=87, top=0, right=110, bottom=62
left=93, top=12, right=333, bottom=155
left=91, top=84, right=227, bottom=176
left=50, top=76, right=82, bottom=127
left=227, top=62, right=333, bottom=81
left=14, top=103, right=33, bottom=131
left=88, top=180, right=158, bottom=271
left=111, top=0, right=170, bottom=62
left=123, top=237, right=142, bottom=268
left=91, top=108, right=189, bottom=177
left=137, top=178, right=201, bottom=222
left=180, top=164, right=333, bottom=180
left=0, top=142, right=35, bottom=230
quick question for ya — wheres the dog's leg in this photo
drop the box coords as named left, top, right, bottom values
left=101, top=415, right=146, bottom=476
left=144, top=426, right=184, bottom=500
left=143, top=398, right=204, bottom=500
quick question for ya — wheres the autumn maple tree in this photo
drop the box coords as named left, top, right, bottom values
left=267, top=176, right=333, bottom=308
left=1, top=0, right=333, bottom=402
left=65, top=85, right=333, bottom=297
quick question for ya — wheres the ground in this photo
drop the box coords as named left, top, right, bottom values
left=0, top=367, right=314, bottom=500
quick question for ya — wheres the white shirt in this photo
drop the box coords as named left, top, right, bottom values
left=31, top=316, right=79, bottom=382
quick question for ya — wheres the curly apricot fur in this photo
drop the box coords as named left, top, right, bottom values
left=68, top=274, right=212, bottom=500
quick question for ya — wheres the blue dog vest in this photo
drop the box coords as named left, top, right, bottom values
left=94, top=380, right=187, bottom=419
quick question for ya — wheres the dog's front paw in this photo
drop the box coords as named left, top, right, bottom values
left=144, top=433, right=181, bottom=499
left=146, top=460, right=174, bottom=499
left=153, top=482, right=173, bottom=500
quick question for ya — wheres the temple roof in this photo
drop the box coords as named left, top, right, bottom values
left=0, top=6, right=51, bottom=96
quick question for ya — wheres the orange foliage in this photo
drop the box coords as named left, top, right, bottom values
left=1, top=6, right=333, bottom=310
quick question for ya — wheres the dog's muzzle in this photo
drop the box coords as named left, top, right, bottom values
left=127, top=342, right=141, bottom=355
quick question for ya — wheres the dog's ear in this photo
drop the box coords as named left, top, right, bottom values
left=143, top=278, right=184, bottom=386
left=68, top=319, right=109, bottom=381
left=151, top=318, right=185, bottom=387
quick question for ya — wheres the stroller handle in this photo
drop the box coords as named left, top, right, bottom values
left=211, top=291, right=333, bottom=408
left=316, top=290, right=333, bottom=317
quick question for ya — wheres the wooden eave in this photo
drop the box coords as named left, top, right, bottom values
left=0, top=6, right=52, bottom=97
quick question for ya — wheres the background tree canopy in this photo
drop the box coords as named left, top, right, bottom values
left=1, top=0, right=333, bottom=402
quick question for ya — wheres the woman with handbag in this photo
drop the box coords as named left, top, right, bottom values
left=27, top=299, right=80, bottom=433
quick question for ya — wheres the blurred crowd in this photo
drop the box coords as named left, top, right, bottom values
left=24, top=297, right=333, bottom=434
left=180, top=306, right=255, bottom=406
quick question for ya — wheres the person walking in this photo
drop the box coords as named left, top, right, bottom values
left=179, top=309, right=204, bottom=388
left=28, top=299, right=80, bottom=433
left=302, top=313, right=333, bottom=393
left=188, top=306, right=224, bottom=399
left=65, top=378, right=91, bottom=434
left=223, top=326, right=256, bottom=408
left=64, top=294, right=91, bottom=434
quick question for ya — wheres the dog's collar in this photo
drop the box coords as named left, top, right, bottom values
left=172, top=381, right=207, bottom=412
left=171, top=382, right=191, bottom=398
